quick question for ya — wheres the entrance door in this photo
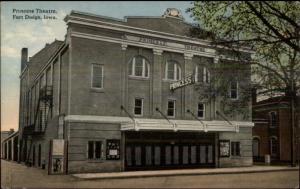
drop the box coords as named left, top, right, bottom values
left=125, top=143, right=214, bottom=170
left=38, top=144, right=41, bottom=167
left=32, top=145, right=36, bottom=166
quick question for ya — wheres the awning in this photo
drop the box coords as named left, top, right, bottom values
left=121, top=118, right=254, bottom=132
left=64, top=115, right=254, bottom=133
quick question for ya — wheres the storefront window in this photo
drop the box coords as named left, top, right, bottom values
left=88, top=141, right=102, bottom=159
left=231, top=141, right=240, bottom=156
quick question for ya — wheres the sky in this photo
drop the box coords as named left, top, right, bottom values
left=1, top=1, right=195, bottom=131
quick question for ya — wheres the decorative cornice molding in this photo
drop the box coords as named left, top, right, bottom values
left=153, top=49, right=163, bottom=55
left=214, top=56, right=219, bottom=64
left=66, top=15, right=254, bottom=54
left=121, top=43, right=128, bottom=50
left=184, top=53, right=194, bottom=60
left=71, top=31, right=216, bottom=58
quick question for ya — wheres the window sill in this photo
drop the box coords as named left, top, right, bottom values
left=87, top=159, right=105, bottom=163
left=128, top=76, right=149, bottom=80
left=90, top=88, right=105, bottom=93
left=231, top=155, right=241, bottom=159
left=163, top=79, right=180, bottom=83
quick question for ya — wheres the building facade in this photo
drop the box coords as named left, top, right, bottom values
left=1, top=130, right=19, bottom=162
left=252, top=96, right=300, bottom=163
left=18, top=9, right=254, bottom=174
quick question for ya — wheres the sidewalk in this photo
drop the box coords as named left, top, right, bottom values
left=72, top=165, right=299, bottom=180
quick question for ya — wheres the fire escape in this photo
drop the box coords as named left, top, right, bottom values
left=23, top=85, right=53, bottom=165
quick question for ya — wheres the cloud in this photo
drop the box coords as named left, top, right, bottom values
left=2, top=47, right=19, bottom=58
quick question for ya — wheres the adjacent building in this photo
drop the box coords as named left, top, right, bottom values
left=1, top=130, right=19, bottom=162
left=252, top=95, right=300, bottom=163
left=18, top=9, right=254, bottom=174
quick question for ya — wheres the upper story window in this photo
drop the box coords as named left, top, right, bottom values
left=269, top=111, right=277, bottom=128
left=129, top=56, right=149, bottom=78
left=195, top=66, right=210, bottom=83
left=91, top=64, right=104, bottom=89
left=229, top=80, right=238, bottom=99
left=197, top=103, right=205, bottom=119
left=134, top=98, right=143, bottom=116
left=165, top=60, right=181, bottom=81
left=167, top=100, right=176, bottom=118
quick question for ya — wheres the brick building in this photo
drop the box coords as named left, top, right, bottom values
left=18, top=9, right=254, bottom=174
left=252, top=96, right=300, bottom=163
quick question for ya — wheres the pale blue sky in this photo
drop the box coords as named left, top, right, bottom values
left=1, top=1, right=195, bottom=131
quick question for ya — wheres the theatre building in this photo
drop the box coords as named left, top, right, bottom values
left=18, top=9, right=254, bottom=174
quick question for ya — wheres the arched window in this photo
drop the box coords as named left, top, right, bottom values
left=270, top=136, right=278, bottom=158
left=165, top=60, right=181, bottom=81
left=252, top=137, right=260, bottom=158
left=129, top=56, right=150, bottom=78
left=195, top=66, right=210, bottom=83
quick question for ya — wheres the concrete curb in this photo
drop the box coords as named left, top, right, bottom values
left=72, top=166, right=299, bottom=180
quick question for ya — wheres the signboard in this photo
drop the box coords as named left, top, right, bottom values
left=49, top=139, right=65, bottom=174
left=219, top=140, right=230, bottom=157
left=125, top=35, right=215, bottom=54
left=52, top=139, right=64, bottom=156
left=170, top=75, right=195, bottom=90
left=106, top=139, right=120, bottom=160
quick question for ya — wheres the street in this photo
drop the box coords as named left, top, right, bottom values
left=1, top=160, right=299, bottom=188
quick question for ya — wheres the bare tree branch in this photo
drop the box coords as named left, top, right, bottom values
left=245, top=1, right=300, bottom=52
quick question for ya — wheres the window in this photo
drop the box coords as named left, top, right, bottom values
left=134, top=98, right=143, bottom=116
left=252, top=138, right=260, bottom=157
left=129, top=56, right=149, bottom=78
left=40, top=74, right=46, bottom=88
left=197, top=103, right=205, bottom=118
left=269, top=112, right=277, bottom=128
left=167, top=100, right=176, bottom=117
left=203, top=67, right=210, bottom=83
left=165, top=61, right=181, bottom=81
left=195, top=66, right=210, bottom=83
left=91, top=64, right=104, bottom=89
left=229, top=80, right=238, bottom=99
left=231, top=142, right=240, bottom=156
left=88, top=141, right=102, bottom=159
left=270, top=137, right=278, bottom=157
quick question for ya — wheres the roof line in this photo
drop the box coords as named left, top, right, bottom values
left=70, top=10, right=126, bottom=23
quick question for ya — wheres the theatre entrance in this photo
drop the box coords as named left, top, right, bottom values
left=124, top=131, right=216, bottom=171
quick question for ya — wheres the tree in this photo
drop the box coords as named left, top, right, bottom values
left=187, top=1, right=300, bottom=166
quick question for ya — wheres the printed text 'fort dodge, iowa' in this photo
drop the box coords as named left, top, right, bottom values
left=12, top=9, right=58, bottom=20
